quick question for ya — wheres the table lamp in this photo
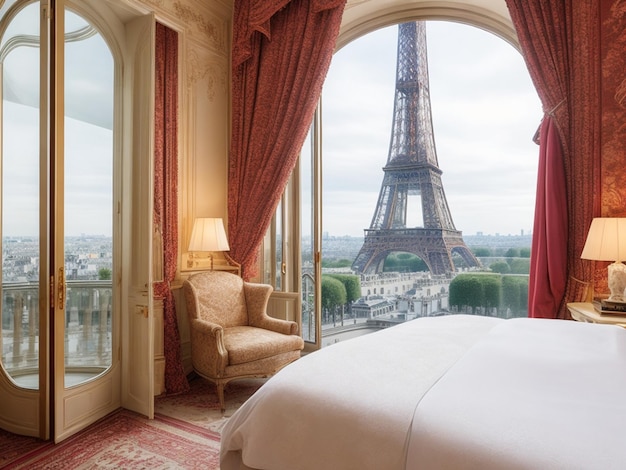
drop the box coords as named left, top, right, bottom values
left=580, top=217, right=626, bottom=301
left=188, top=217, right=230, bottom=269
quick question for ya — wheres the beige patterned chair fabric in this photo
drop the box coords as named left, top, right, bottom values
left=183, top=270, right=304, bottom=409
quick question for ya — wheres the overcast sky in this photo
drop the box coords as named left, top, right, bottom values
left=2, top=18, right=541, bottom=239
left=320, top=21, right=543, bottom=238
left=2, top=6, right=113, bottom=237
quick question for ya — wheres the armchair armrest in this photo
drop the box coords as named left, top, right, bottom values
left=189, top=318, right=228, bottom=376
left=256, top=315, right=299, bottom=335
left=245, top=282, right=299, bottom=335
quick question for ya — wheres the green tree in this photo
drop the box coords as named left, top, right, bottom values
left=502, top=275, right=521, bottom=314
left=466, top=277, right=483, bottom=313
left=508, top=258, right=530, bottom=274
left=490, top=261, right=510, bottom=274
left=450, top=275, right=482, bottom=313
left=519, top=247, right=531, bottom=258
left=384, top=254, right=399, bottom=271
left=450, top=275, right=468, bottom=309
left=450, top=274, right=502, bottom=314
left=98, top=267, right=112, bottom=280
left=327, top=274, right=361, bottom=304
left=518, top=279, right=529, bottom=312
left=451, top=273, right=528, bottom=317
left=473, top=247, right=492, bottom=257
left=505, top=248, right=519, bottom=257
left=321, top=276, right=346, bottom=323
left=321, top=258, right=353, bottom=268
left=482, top=275, right=501, bottom=310
left=383, top=252, right=427, bottom=272
left=502, top=275, right=529, bottom=315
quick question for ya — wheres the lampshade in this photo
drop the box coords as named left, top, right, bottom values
left=581, top=218, right=626, bottom=262
left=188, top=218, right=230, bottom=252
left=581, top=218, right=626, bottom=301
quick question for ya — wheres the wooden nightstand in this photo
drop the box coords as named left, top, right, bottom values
left=567, top=302, right=626, bottom=327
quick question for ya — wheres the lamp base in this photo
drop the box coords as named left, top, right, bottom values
left=607, top=261, right=626, bottom=301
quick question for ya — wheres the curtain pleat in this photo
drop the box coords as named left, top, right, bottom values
left=154, top=22, right=188, bottom=394
left=506, top=1, right=600, bottom=318
left=527, top=117, right=568, bottom=318
left=229, top=0, right=346, bottom=279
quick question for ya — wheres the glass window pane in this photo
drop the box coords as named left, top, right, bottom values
left=300, top=128, right=316, bottom=344
left=1, top=2, right=41, bottom=389
left=63, top=10, right=114, bottom=386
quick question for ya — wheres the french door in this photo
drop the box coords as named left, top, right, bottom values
left=265, top=112, right=323, bottom=353
left=0, top=0, right=155, bottom=441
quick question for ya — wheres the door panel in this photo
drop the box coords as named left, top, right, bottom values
left=54, top=3, right=120, bottom=442
left=120, top=13, right=155, bottom=418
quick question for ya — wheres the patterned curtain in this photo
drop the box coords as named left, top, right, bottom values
left=505, top=1, right=600, bottom=318
left=229, top=0, right=346, bottom=279
left=154, top=22, right=188, bottom=394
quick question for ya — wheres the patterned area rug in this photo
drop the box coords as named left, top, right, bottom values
left=9, top=410, right=222, bottom=469
left=0, top=376, right=265, bottom=469
left=156, top=377, right=266, bottom=434
left=0, top=430, right=54, bottom=468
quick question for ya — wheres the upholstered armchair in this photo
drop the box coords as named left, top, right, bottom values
left=183, top=270, right=304, bottom=410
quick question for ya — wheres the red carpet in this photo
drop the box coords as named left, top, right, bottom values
left=7, top=410, right=221, bottom=469
left=0, top=377, right=264, bottom=469
left=0, top=430, right=54, bottom=468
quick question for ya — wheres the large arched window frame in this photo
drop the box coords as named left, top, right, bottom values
left=262, top=7, right=525, bottom=352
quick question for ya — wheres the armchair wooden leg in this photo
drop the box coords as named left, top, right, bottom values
left=217, top=382, right=225, bottom=412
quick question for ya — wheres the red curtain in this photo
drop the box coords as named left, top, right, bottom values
left=154, top=23, right=188, bottom=394
left=528, top=117, right=567, bottom=318
left=229, top=0, right=346, bottom=279
left=506, top=1, right=600, bottom=318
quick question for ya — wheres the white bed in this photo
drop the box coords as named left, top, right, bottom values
left=220, top=314, right=626, bottom=470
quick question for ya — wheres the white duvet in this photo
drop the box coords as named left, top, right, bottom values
left=220, top=315, right=626, bottom=470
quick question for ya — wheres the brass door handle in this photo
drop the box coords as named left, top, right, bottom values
left=58, top=267, right=65, bottom=311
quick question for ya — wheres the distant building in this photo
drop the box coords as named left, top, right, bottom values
left=356, top=271, right=450, bottom=320
left=352, top=296, right=395, bottom=320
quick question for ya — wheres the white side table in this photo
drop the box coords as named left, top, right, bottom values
left=567, top=302, right=626, bottom=328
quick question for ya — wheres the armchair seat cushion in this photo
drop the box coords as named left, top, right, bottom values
left=224, top=326, right=304, bottom=365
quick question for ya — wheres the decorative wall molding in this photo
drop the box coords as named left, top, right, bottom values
left=186, top=47, right=227, bottom=101
left=174, top=1, right=227, bottom=55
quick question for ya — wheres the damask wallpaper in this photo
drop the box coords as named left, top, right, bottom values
left=601, top=1, right=626, bottom=215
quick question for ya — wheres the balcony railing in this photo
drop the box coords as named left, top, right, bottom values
left=1, top=280, right=113, bottom=384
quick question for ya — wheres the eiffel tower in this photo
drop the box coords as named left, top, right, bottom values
left=352, top=21, right=480, bottom=276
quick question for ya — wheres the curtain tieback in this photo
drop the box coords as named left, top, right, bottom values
left=545, top=98, right=566, bottom=117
